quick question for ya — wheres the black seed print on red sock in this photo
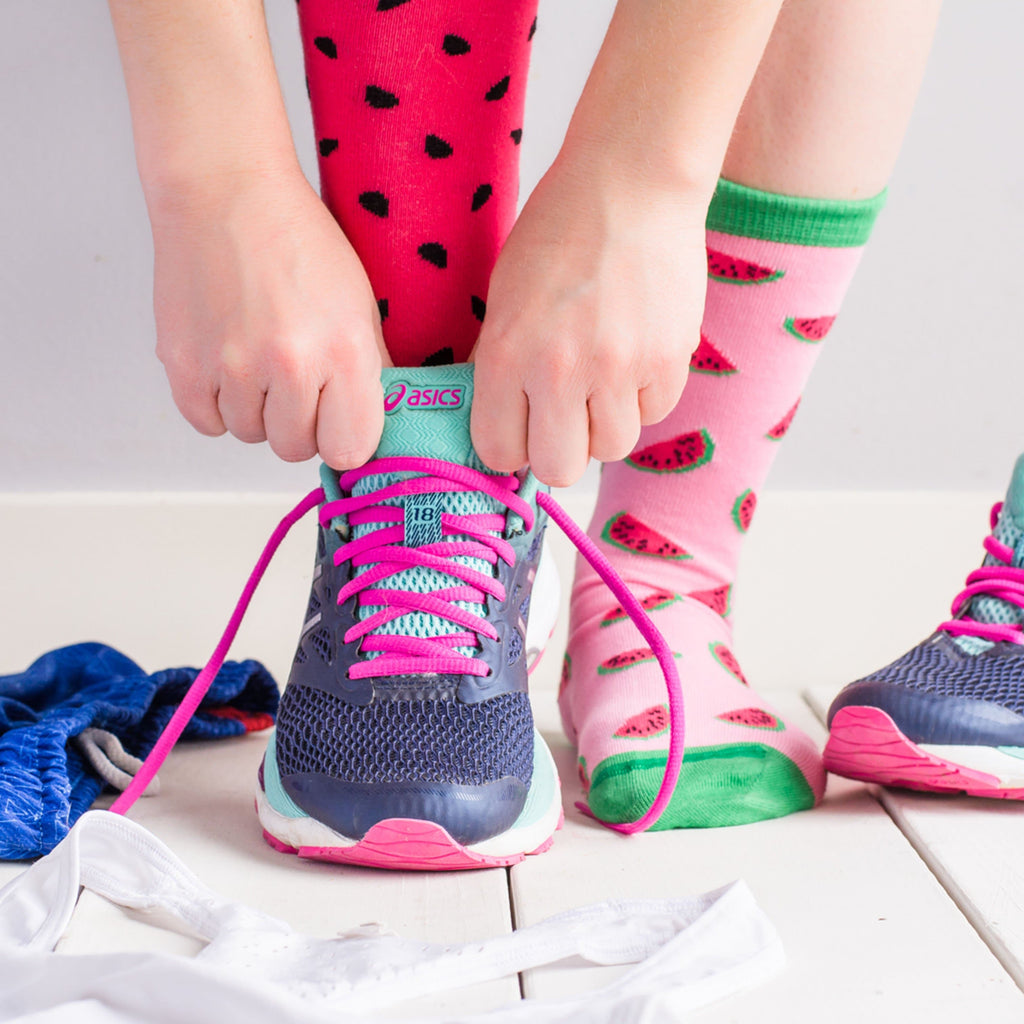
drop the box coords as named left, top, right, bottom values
left=418, top=243, right=448, bottom=268
left=376, top=0, right=412, bottom=10
left=305, top=76, right=310, bottom=99
left=485, top=76, right=511, bottom=101
left=528, top=16, right=537, bottom=40
left=365, top=85, right=399, bottom=109
left=442, top=34, right=471, bottom=55
left=422, top=347, right=454, bottom=366
left=377, top=298, right=389, bottom=322
left=471, top=184, right=493, bottom=211
left=319, top=138, right=338, bottom=157
left=425, top=134, right=453, bottom=159
left=314, top=36, right=337, bottom=59
left=510, top=129, right=522, bottom=145
left=359, top=191, right=389, bottom=218
left=471, top=296, right=486, bottom=322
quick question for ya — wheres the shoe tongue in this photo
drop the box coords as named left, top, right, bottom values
left=955, top=453, right=1024, bottom=653
left=351, top=363, right=500, bottom=664
left=376, top=364, right=480, bottom=467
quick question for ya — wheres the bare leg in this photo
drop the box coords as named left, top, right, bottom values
left=724, top=0, right=941, bottom=198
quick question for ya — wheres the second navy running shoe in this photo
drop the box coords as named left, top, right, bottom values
left=825, top=453, right=1024, bottom=798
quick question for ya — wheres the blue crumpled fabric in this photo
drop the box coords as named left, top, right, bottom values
left=0, top=643, right=279, bottom=860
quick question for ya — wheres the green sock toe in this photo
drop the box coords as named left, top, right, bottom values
left=587, top=743, right=816, bottom=829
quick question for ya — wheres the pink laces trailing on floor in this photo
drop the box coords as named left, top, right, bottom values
left=110, top=461, right=684, bottom=836
left=938, top=502, right=1024, bottom=645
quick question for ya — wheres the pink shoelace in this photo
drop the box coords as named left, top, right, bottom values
left=110, top=459, right=684, bottom=836
left=938, top=501, right=1024, bottom=645
left=333, top=457, right=532, bottom=678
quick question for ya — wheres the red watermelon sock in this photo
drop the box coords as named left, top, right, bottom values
left=297, top=0, right=537, bottom=367
left=562, top=179, right=885, bottom=828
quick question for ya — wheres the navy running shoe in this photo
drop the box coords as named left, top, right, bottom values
left=825, top=454, right=1024, bottom=798
left=257, top=365, right=563, bottom=869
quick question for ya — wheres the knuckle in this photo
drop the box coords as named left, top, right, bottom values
left=546, top=341, right=580, bottom=377
left=268, top=342, right=307, bottom=381
left=592, top=342, right=632, bottom=381
left=477, top=335, right=519, bottom=378
left=646, top=352, right=680, bottom=385
left=327, top=319, right=378, bottom=359
left=217, top=340, right=257, bottom=384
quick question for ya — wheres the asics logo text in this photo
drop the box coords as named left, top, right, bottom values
left=384, top=382, right=465, bottom=414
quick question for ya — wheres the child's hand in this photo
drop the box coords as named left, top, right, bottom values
left=470, top=156, right=707, bottom=488
left=151, top=170, right=390, bottom=469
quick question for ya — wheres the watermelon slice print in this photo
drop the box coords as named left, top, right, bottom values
left=689, top=334, right=737, bottom=375
left=710, top=642, right=748, bottom=685
left=597, top=647, right=657, bottom=675
left=716, top=707, right=785, bottom=731
left=613, top=704, right=670, bottom=739
left=600, top=589, right=679, bottom=627
left=784, top=316, right=835, bottom=342
left=601, top=512, right=690, bottom=560
left=766, top=399, right=800, bottom=441
left=732, top=490, right=756, bottom=533
left=626, top=428, right=715, bottom=474
left=708, top=248, right=784, bottom=285
left=688, top=584, right=731, bottom=617
left=597, top=648, right=680, bottom=675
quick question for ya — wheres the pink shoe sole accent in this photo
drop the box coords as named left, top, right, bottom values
left=824, top=706, right=1024, bottom=799
left=261, top=811, right=563, bottom=872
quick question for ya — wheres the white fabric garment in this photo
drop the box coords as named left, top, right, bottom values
left=0, top=812, right=784, bottom=1023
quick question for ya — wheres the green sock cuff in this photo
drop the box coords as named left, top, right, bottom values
left=707, top=178, right=886, bottom=248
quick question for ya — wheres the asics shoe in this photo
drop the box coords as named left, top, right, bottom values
left=825, top=453, right=1024, bottom=798
left=257, top=365, right=563, bottom=869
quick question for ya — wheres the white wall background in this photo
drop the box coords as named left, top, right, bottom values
left=1, top=1, right=1021, bottom=493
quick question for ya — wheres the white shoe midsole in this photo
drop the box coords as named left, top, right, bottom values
left=525, top=538, right=560, bottom=670
left=917, top=742, right=1024, bottom=787
left=258, top=733, right=562, bottom=857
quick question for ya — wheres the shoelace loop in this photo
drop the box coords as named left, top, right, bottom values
left=324, top=457, right=534, bottom=678
left=938, top=501, right=1024, bottom=645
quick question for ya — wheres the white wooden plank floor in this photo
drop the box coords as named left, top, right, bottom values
left=3, top=488, right=1024, bottom=1019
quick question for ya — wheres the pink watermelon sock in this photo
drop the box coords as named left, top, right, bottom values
left=297, top=0, right=537, bottom=367
left=562, top=179, right=885, bottom=828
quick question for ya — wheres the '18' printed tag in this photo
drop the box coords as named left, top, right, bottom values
left=404, top=493, right=445, bottom=547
